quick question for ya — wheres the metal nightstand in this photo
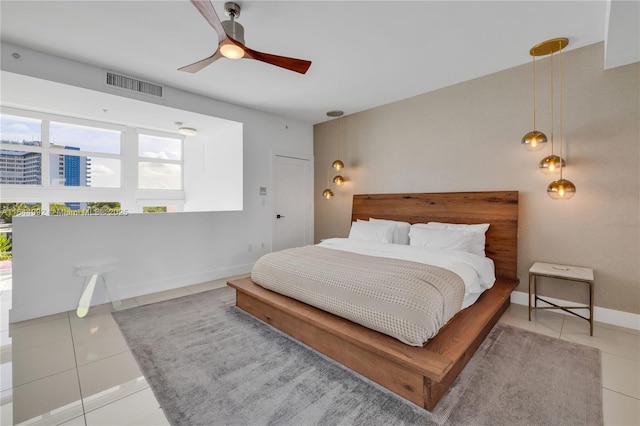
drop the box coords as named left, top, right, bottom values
left=528, top=262, right=595, bottom=336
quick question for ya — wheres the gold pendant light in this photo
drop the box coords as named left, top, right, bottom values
left=329, top=111, right=344, bottom=175
left=538, top=48, right=565, bottom=175
left=539, top=154, right=565, bottom=175
left=322, top=160, right=334, bottom=200
left=327, top=109, right=345, bottom=189
left=521, top=44, right=548, bottom=151
left=543, top=38, right=576, bottom=199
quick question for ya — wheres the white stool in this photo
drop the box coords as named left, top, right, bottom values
left=74, top=262, right=119, bottom=318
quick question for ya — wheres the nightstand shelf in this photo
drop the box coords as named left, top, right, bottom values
left=528, top=262, right=595, bottom=335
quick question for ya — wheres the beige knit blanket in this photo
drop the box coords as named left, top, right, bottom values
left=251, top=245, right=465, bottom=346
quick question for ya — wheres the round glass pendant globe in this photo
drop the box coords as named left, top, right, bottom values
left=332, top=160, right=344, bottom=171
left=322, top=189, right=334, bottom=199
left=539, top=155, right=565, bottom=175
left=547, top=179, right=576, bottom=199
left=521, top=130, right=548, bottom=151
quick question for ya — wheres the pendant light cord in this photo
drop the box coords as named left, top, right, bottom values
left=559, top=40, right=564, bottom=179
left=550, top=52, right=554, bottom=155
left=532, top=55, right=537, bottom=129
left=336, top=118, right=340, bottom=161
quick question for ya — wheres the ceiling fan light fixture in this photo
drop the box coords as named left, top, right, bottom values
left=220, top=42, right=244, bottom=59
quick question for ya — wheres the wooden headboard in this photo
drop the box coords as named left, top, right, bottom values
left=351, top=191, right=518, bottom=282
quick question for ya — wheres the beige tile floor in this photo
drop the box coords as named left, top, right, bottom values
left=1, top=272, right=639, bottom=425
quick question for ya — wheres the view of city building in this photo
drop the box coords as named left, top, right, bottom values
left=0, top=141, right=92, bottom=210
left=0, top=149, right=42, bottom=185
left=50, top=145, right=92, bottom=209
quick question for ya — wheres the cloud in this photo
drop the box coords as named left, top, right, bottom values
left=8, top=123, right=30, bottom=132
left=138, top=162, right=181, bottom=189
left=141, top=151, right=170, bottom=160
left=90, top=163, right=116, bottom=176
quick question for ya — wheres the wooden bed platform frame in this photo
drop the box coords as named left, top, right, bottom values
left=228, top=191, right=518, bottom=411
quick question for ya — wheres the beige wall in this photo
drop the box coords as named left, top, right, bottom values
left=313, top=42, right=640, bottom=314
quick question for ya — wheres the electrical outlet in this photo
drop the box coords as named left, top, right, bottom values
left=260, top=242, right=265, bottom=249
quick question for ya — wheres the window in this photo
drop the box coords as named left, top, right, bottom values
left=0, top=115, right=43, bottom=185
left=50, top=121, right=120, bottom=154
left=49, top=122, right=121, bottom=189
left=0, top=114, right=41, bottom=147
left=0, top=203, right=43, bottom=222
left=138, top=134, right=182, bottom=190
left=49, top=202, right=124, bottom=216
left=1, top=106, right=242, bottom=214
left=143, top=206, right=179, bottom=213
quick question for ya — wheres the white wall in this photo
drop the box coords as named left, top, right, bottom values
left=183, top=121, right=244, bottom=213
left=1, top=42, right=314, bottom=322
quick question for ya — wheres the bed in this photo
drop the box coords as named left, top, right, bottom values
left=228, top=191, right=518, bottom=410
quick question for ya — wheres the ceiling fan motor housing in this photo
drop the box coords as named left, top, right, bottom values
left=222, top=19, right=245, bottom=45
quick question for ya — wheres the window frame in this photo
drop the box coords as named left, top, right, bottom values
left=1, top=107, right=185, bottom=214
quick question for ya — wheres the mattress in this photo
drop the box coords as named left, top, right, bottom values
left=251, top=239, right=495, bottom=346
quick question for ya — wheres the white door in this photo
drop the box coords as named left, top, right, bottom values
left=273, top=155, right=312, bottom=252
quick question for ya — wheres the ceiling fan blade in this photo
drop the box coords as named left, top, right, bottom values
left=189, top=0, right=226, bottom=44
left=178, top=49, right=224, bottom=73
left=242, top=45, right=312, bottom=74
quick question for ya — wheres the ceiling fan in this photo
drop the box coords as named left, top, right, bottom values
left=179, top=0, right=312, bottom=74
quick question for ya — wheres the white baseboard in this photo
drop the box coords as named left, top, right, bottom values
left=120, top=263, right=255, bottom=300
left=9, top=263, right=256, bottom=323
left=511, top=291, right=640, bottom=331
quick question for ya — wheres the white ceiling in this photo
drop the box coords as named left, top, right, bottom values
left=0, top=1, right=637, bottom=125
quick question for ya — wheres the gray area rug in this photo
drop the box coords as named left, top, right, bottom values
left=112, top=287, right=603, bottom=426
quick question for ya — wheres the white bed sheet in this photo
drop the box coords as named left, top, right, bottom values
left=318, top=238, right=496, bottom=309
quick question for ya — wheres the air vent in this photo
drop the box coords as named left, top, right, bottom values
left=105, top=72, right=163, bottom=98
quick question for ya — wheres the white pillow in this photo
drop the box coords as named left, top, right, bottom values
left=409, top=226, right=476, bottom=252
left=413, top=222, right=490, bottom=257
left=369, top=218, right=411, bottom=245
left=348, top=221, right=395, bottom=244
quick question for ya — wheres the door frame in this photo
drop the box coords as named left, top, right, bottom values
left=272, top=152, right=314, bottom=251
